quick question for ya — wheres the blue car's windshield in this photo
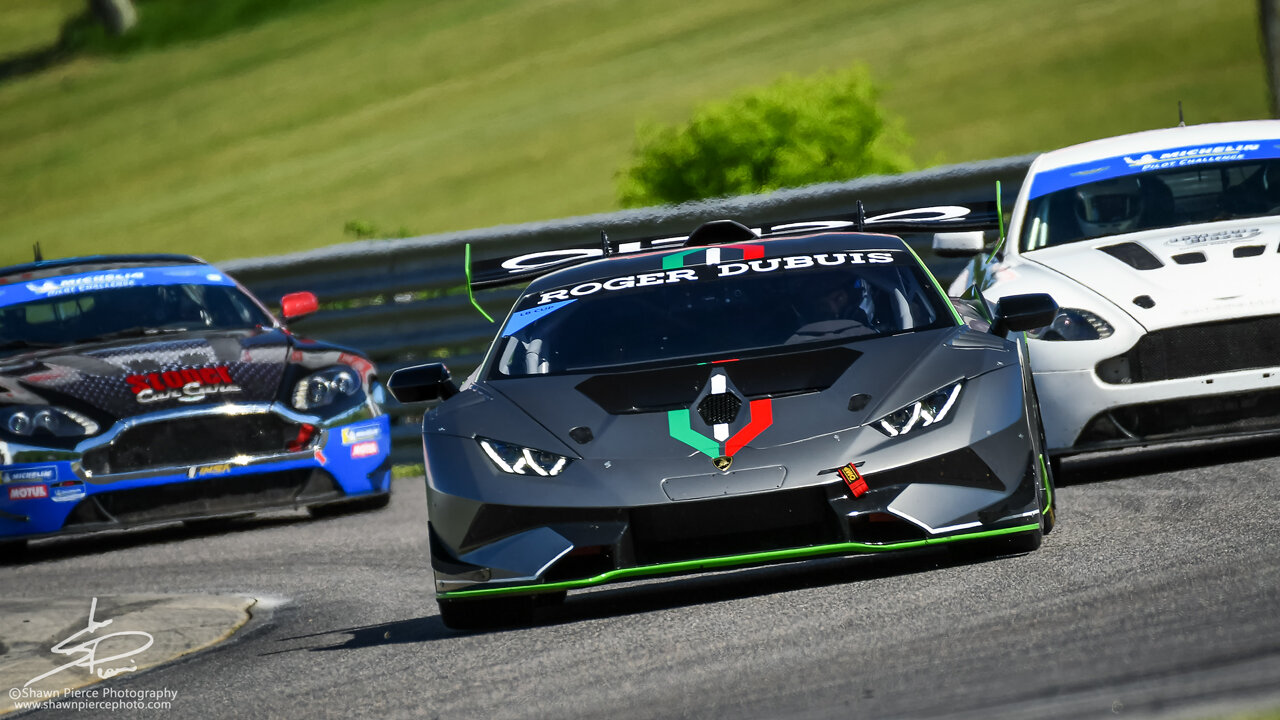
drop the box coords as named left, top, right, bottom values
left=0, top=267, right=272, bottom=357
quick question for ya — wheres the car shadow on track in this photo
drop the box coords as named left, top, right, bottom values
left=268, top=545, right=1012, bottom=648
left=1057, top=434, right=1280, bottom=487
left=0, top=513, right=316, bottom=566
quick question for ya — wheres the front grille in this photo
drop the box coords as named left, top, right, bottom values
left=1077, top=387, right=1280, bottom=446
left=83, top=413, right=306, bottom=475
left=698, top=393, right=742, bottom=425
left=629, top=485, right=842, bottom=565
left=65, top=469, right=338, bottom=526
left=1099, top=315, right=1280, bottom=383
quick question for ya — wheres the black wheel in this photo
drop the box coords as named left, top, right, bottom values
left=438, top=595, right=537, bottom=631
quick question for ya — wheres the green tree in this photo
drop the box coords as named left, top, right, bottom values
left=617, top=66, right=913, bottom=208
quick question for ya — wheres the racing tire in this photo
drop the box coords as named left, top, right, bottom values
left=437, top=595, right=537, bottom=631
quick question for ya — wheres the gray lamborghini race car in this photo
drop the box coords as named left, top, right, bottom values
left=389, top=210, right=1060, bottom=629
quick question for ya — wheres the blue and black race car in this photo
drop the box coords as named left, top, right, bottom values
left=0, top=254, right=391, bottom=552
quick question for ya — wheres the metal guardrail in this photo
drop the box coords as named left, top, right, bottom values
left=220, top=153, right=1038, bottom=463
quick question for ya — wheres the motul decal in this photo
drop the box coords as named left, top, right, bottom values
left=126, top=366, right=242, bottom=404
left=350, top=441, right=380, bottom=459
left=8, top=484, right=49, bottom=501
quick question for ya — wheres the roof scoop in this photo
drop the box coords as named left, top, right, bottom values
left=683, top=220, right=758, bottom=247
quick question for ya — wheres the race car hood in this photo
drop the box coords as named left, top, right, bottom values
left=1022, top=217, right=1280, bottom=330
left=0, top=328, right=303, bottom=420
left=437, top=326, right=1015, bottom=463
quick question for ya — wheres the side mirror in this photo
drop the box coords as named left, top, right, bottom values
left=991, top=293, right=1057, bottom=338
left=932, top=231, right=986, bottom=258
left=281, top=291, right=319, bottom=321
left=387, top=363, right=458, bottom=403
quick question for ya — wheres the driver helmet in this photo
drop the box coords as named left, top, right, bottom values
left=1074, top=176, right=1144, bottom=237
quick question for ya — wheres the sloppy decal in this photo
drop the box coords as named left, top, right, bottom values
left=1028, top=140, right=1280, bottom=199
left=0, top=265, right=238, bottom=308
left=7, top=484, right=48, bottom=501
left=126, top=365, right=241, bottom=404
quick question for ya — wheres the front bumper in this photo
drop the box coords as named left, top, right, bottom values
left=0, top=411, right=391, bottom=541
left=1035, top=365, right=1280, bottom=455
left=428, top=441, right=1045, bottom=599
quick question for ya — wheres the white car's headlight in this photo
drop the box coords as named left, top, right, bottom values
left=2, top=406, right=99, bottom=438
left=1026, top=307, right=1114, bottom=341
left=292, top=367, right=361, bottom=410
left=478, top=438, right=570, bottom=476
left=872, top=383, right=962, bottom=438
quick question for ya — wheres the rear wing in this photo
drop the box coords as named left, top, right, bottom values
left=469, top=200, right=1000, bottom=289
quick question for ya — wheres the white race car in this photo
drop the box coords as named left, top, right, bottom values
left=946, top=120, right=1280, bottom=459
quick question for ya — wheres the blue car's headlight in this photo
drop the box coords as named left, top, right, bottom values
left=2, top=406, right=99, bottom=438
left=477, top=438, right=570, bottom=477
left=872, top=382, right=962, bottom=438
left=1027, top=307, right=1114, bottom=341
left=292, top=367, right=361, bottom=410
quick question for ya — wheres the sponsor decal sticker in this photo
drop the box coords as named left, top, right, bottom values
left=838, top=463, right=869, bottom=498
left=1164, top=228, right=1263, bottom=247
left=1028, top=140, right=1280, bottom=199
left=126, top=365, right=241, bottom=404
left=188, top=463, right=232, bottom=479
left=350, top=441, right=380, bottom=459
left=0, top=265, right=239, bottom=309
left=1, top=465, right=59, bottom=484
left=533, top=251, right=901, bottom=305
left=340, top=424, right=383, bottom=445
left=8, top=484, right=49, bottom=501
left=51, top=482, right=86, bottom=503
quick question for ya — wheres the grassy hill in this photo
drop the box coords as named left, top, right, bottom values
left=0, top=0, right=1268, bottom=267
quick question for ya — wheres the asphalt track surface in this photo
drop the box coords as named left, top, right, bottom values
left=5, top=439, right=1280, bottom=720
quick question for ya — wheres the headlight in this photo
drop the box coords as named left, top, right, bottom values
left=872, top=383, right=962, bottom=438
left=2, top=406, right=99, bottom=438
left=292, top=367, right=361, bottom=410
left=477, top=438, right=571, bottom=477
left=1026, top=308, right=1114, bottom=341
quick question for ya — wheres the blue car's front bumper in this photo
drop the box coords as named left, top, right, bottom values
left=0, top=412, right=391, bottom=541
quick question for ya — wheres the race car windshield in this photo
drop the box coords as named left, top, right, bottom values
left=1019, top=158, right=1280, bottom=251
left=490, top=254, right=953, bottom=377
left=0, top=283, right=273, bottom=357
